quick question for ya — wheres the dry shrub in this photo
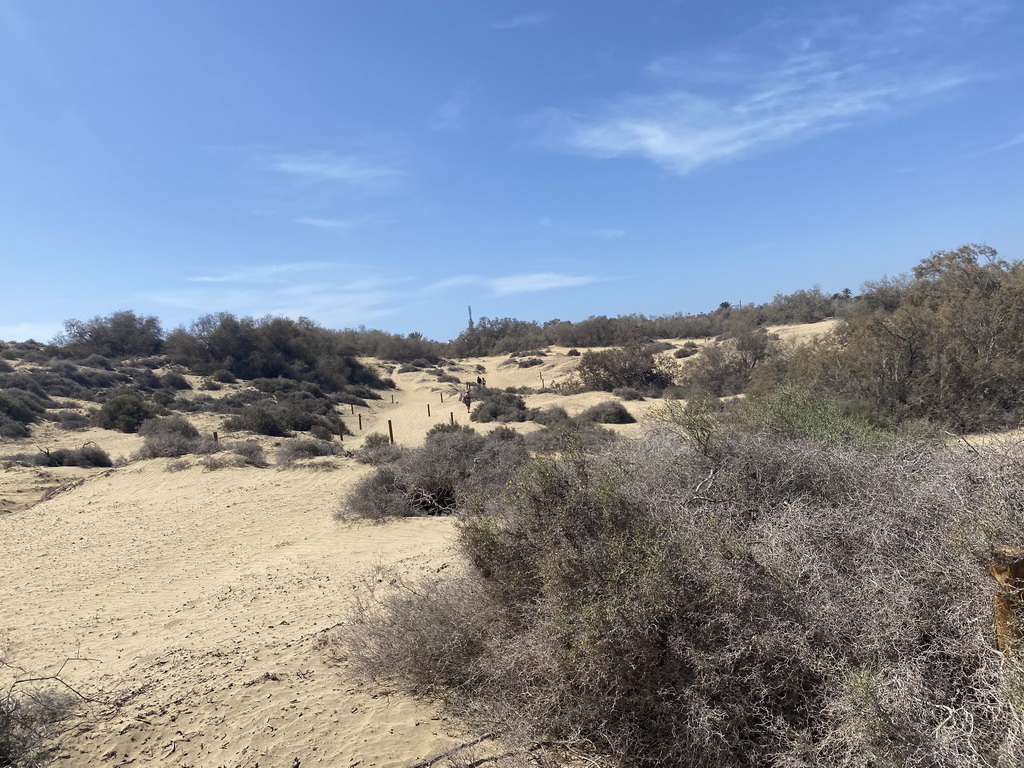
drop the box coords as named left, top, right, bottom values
left=611, top=386, right=644, bottom=401
left=276, top=438, right=338, bottom=467
left=343, top=426, right=526, bottom=519
left=337, top=429, right=1024, bottom=767
left=228, top=440, right=267, bottom=467
left=577, top=400, right=636, bottom=424
left=355, top=432, right=403, bottom=465
left=198, top=454, right=244, bottom=471
left=470, top=392, right=535, bottom=424
left=134, top=415, right=216, bottom=459
left=32, top=444, right=112, bottom=468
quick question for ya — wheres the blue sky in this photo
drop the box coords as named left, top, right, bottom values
left=2, top=0, right=1022, bottom=343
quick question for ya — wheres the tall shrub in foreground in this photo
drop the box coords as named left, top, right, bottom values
left=337, top=424, right=1024, bottom=767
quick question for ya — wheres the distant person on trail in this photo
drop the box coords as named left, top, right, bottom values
left=476, top=376, right=483, bottom=386
left=462, top=388, right=472, bottom=413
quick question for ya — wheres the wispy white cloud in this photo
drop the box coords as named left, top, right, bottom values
left=434, top=84, right=475, bottom=131
left=533, top=4, right=995, bottom=174
left=423, top=271, right=600, bottom=296
left=295, top=215, right=393, bottom=230
left=424, top=275, right=481, bottom=293
left=983, top=131, right=1024, bottom=155
left=488, top=273, right=599, bottom=295
left=187, top=262, right=332, bottom=283
left=271, top=151, right=403, bottom=192
left=490, top=13, right=548, bottom=30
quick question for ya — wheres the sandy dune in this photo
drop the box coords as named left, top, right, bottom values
left=1, top=334, right=840, bottom=765
left=0, top=346, right=673, bottom=767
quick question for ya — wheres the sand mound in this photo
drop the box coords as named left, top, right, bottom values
left=1, top=327, right=839, bottom=766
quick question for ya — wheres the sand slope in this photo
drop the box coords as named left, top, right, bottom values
left=0, top=334, right=834, bottom=766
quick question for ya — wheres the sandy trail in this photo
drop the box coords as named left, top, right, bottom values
left=0, top=344, right=699, bottom=766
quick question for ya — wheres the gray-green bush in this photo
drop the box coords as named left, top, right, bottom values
left=337, top=420, right=1024, bottom=767
left=344, top=426, right=527, bottom=519
left=577, top=400, right=636, bottom=424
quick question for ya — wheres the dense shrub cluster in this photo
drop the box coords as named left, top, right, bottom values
left=3, top=443, right=112, bottom=468
left=575, top=344, right=677, bottom=394
left=774, top=245, right=1024, bottom=431
left=164, top=313, right=383, bottom=394
left=94, top=392, right=156, bottom=433
left=0, top=389, right=49, bottom=437
left=337, top=399, right=1024, bottom=767
left=53, top=310, right=164, bottom=358
left=343, top=424, right=527, bottom=519
left=222, top=397, right=348, bottom=438
left=276, top=438, right=338, bottom=467
left=134, top=416, right=217, bottom=459
left=470, top=391, right=536, bottom=424
left=577, top=400, right=636, bottom=424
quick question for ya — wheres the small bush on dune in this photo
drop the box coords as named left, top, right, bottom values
left=94, top=392, right=155, bottom=433
left=470, top=392, right=536, bottom=424
left=223, top=404, right=293, bottom=437
left=134, top=415, right=215, bottom=459
left=159, top=371, right=192, bottom=390
left=531, top=406, right=569, bottom=426
left=356, top=432, right=403, bottom=465
left=576, top=344, right=677, bottom=394
left=612, top=386, right=644, bottom=401
left=577, top=400, right=636, bottom=424
left=52, top=410, right=91, bottom=432
left=78, top=353, right=113, bottom=370
left=674, top=340, right=700, bottom=358
left=229, top=440, right=268, bottom=467
left=0, top=388, right=50, bottom=436
left=344, top=427, right=527, bottom=519
left=276, top=438, right=338, bottom=467
left=522, top=418, right=618, bottom=453
left=28, top=443, right=113, bottom=468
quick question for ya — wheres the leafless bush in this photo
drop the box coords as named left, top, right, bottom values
left=343, top=426, right=527, bottom=519
left=1, top=640, right=105, bottom=768
left=198, top=453, right=242, bottom=471
left=228, top=439, right=268, bottom=467
left=133, top=415, right=217, bottom=459
left=338, top=429, right=1024, bottom=766
left=577, top=400, right=635, bottom=424
left=276, top=438, right=338, bottom=467
left=355, top=432, right=403, bottom=465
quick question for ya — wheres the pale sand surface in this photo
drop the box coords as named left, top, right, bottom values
left=0, top=333, right=835, bottom=766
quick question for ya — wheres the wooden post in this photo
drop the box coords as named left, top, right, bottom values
left=387, top=420, right=394, bottom=445
left=440, top=391, right=444, bottom=403
left=427, top=403, right=431, bottom=417
left=540, top=373, right=545, bottom=388
left=391, top=394, right=395, bottom=404
left=991, top=545, right=1024, bottom=653
left=213, top=431, right=218, bottom=443
left=338, top=422, right=344, bottom=442
left=358, top=413, right=362, bottom=431
left=350, top=404, right=355, bottom=414
left=450, top=411, right=454, bottom=425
